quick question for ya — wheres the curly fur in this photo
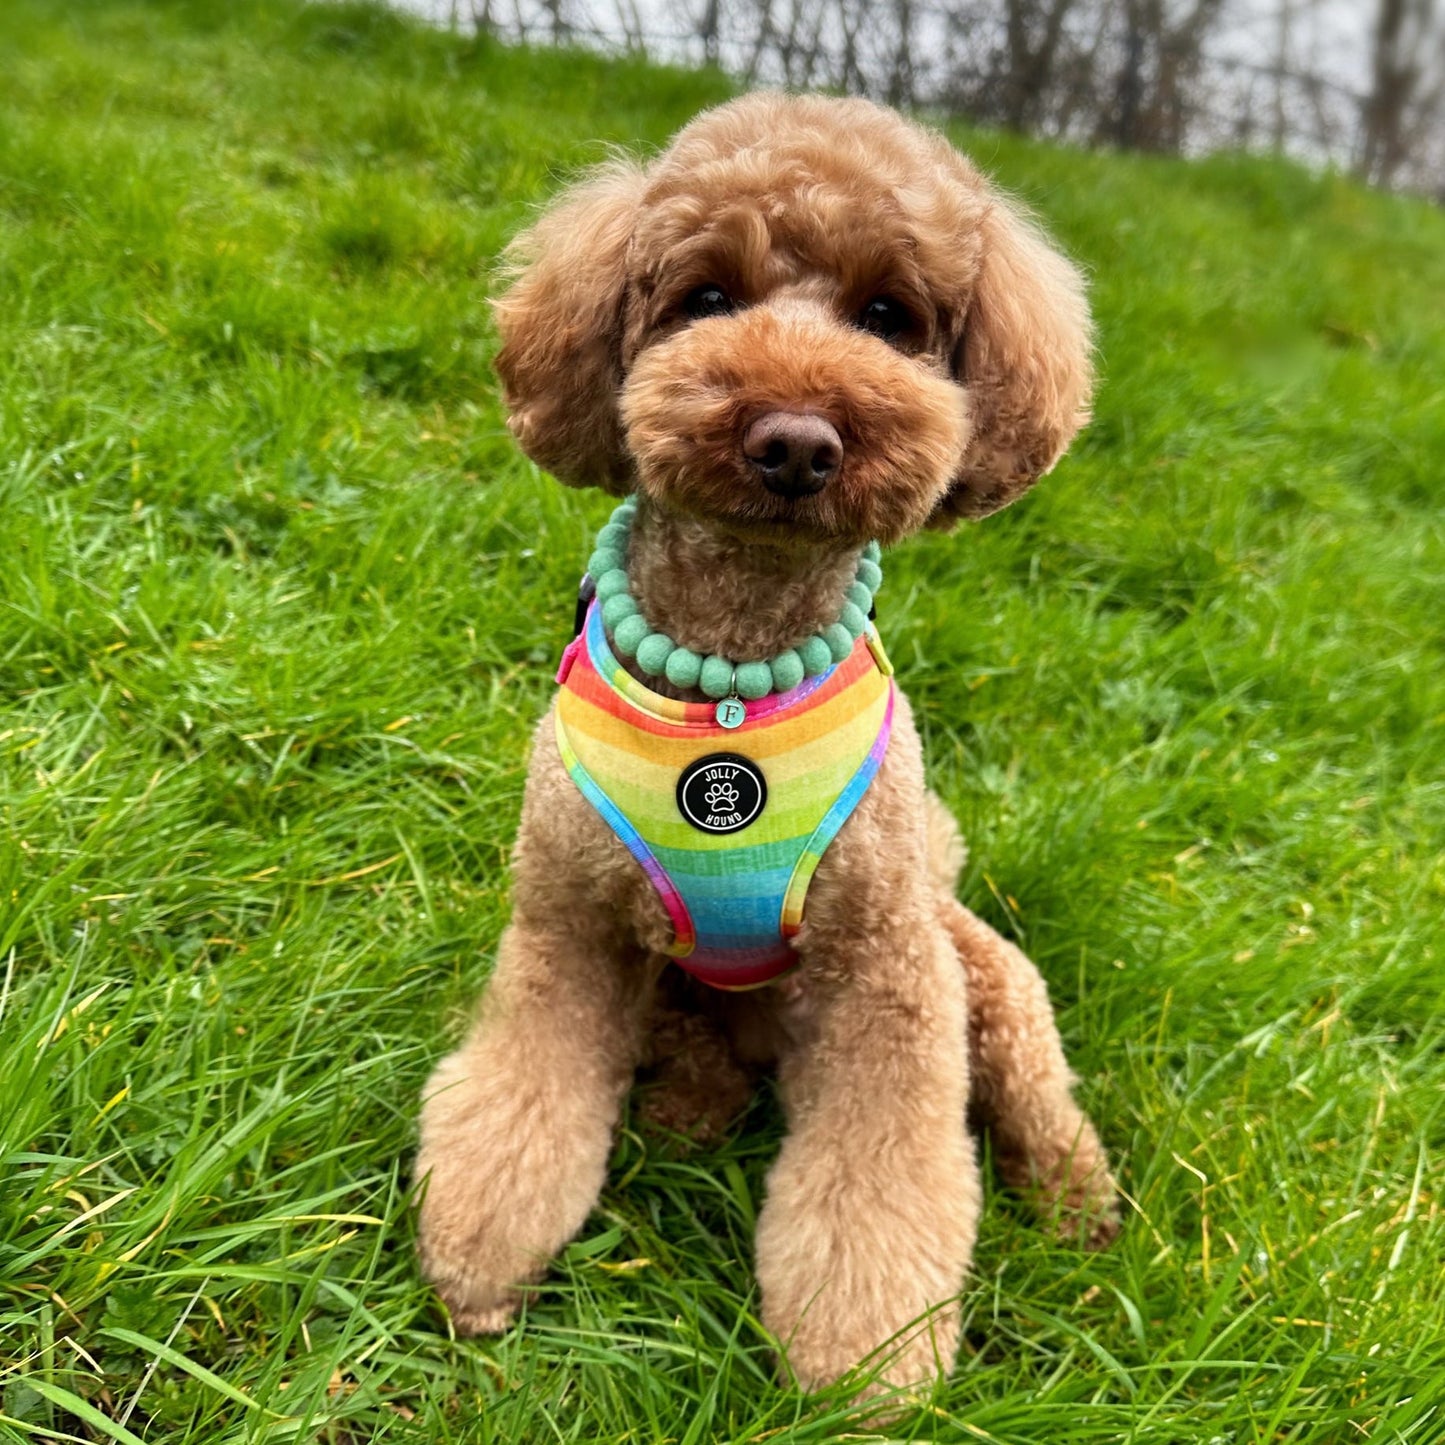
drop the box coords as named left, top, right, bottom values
left=418, top=91, right=1116, bottom=1398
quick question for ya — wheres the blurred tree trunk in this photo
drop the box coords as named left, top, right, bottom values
left=1358, top=0, right=1440, bottom=187
left=698, top=0, right=721, bottom=64
left=614, top=0, right=646, bottom=51
left=539, top=0, right=570, bottom=43
left=1002, top=0, right=1080, bottom=130
left=886, top=0, right=916, bottom=106
left=1107, top=0, right=1224, bottom=150
left=742, top=0, right=774, bottom=81
left=839, top=0, right=868, bottom=94
left=1109, top=0, right=1149, bottom=146
left=1271, top=0, right=1293, bottom=150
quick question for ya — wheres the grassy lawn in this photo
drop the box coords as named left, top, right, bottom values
left=2, top=1, right=1443, bottom=1440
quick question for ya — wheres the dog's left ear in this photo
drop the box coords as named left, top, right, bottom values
left=934, top=192, right=1094, bottom=523
left=492, top=160, right=647, bottom=494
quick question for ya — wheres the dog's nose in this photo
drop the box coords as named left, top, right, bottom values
left=743, top=412, right=843, bottom=498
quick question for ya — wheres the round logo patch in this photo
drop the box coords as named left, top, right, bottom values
left=676, top=753, right=767, bottom=835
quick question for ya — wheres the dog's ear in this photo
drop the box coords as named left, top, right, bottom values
left=934, top=193, right=1093, bottom=523
left=492, top=161, right=646, bottom=494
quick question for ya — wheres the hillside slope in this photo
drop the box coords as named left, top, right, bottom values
left=2, top=2, right=1443, bottom=1440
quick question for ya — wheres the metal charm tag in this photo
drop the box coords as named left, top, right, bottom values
left=714, top=696, right=747, bottom=729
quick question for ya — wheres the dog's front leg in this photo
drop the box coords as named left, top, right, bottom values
left=416, top=921, right=649, bottom=1333
left=756, top=920, right=979, bottom=1396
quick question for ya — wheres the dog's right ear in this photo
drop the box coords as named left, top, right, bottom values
left=492, top=161, right=647, bottom=494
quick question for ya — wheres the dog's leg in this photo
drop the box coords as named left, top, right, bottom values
left=940, top=898, right=1119, bottom=1247
left=416, top=923, right=649, bottom=1333
left=755, top=921, right=979, bottom=1395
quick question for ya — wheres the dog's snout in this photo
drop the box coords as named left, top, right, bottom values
left=743, top=412, right=843, bottom=499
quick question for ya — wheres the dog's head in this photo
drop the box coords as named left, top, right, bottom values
left=493, top=93, right=1092, bottom=545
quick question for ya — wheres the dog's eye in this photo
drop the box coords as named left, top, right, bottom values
left=856, top=296, right=912, bottom=341
left=684, top=285, right=734, bottom=320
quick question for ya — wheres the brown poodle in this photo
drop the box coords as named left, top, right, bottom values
left=416, top=91, right=1118, bottom=1395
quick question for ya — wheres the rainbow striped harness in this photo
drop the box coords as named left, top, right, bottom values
left=554, top=601, right=895, bottom=990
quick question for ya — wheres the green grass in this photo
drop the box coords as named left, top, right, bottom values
left=2, top=1, right=1443, bottom=1440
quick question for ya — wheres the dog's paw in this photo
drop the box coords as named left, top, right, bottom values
left=416, top=1154, right=530, bottom=1336
left=778, top=1307, right=957, bottom=1404
left=1058, top=1167, right=1122, bottom=1251
left=418, top=1225, right=525, bottom=1336
left=1002, top=1132, right=1121, bottom=1250
left=1050, top=1124, right=1122, bottom=1250
left=442, top=1295, right=520, bottom=1336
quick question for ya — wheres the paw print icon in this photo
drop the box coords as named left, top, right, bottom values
left=704, top=781, right=739, bottom=811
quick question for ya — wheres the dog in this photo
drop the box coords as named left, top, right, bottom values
left=416, top=91, right=1118, bottom=1395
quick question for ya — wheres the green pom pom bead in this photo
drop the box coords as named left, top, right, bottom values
left=601, top=593, right=638, bottom=629
left=636, top=633, right=673, bottom=676
left=585, top=506, right=884, bottom=703
left=595, top=568, right=630, bottom=602
left=770, top=649, right=805, bottom=693
left=822, top=623, right=853, bottom=661
left=699, top=655, right=734, bottom=700
left=613, top=614, right=650, bottom=658
left=665, top=648, right=703, bottom=689
left=735, top=661, right=772, bottom=699
left=798, top=636, right=833, bottom=676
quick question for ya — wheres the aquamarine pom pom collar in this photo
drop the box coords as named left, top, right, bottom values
left=579, top=499, right=883, bottom=728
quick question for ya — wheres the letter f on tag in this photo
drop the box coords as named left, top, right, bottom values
left=714, top=698, right=746, bottom=729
